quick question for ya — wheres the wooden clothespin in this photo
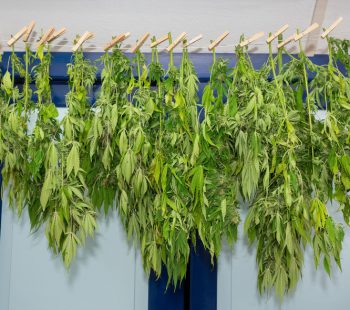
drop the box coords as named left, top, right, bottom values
left=266, top=24, right=289, bottom=43
left=104, top=32, right=130, bottom=51
left=150, top=34, right=169, bottom=48
left=294, top=23, right=319, bottom=41
left=183, top=34, right=203, bottom=48
left=131, top=32, right=150, bottom=53
left=7, top=26, right=28, bottom=47
left=240, top=32, right=265, bottom=47
left=166, top=32, right=187, bottom=52
left=124, top=32, right=131, bottom=40
left=321, top=17, right=343, bottom=39
left=277, top=33, right=296, bottom=49
left=72, top=31, right=94, bottom=52
left=37, top=27, right=55, bottom=48
left=23, top=21, right=36, bottom=42
left=47, top=28, right=66, bottom=43
left=208, top=31, right=229, bottom=51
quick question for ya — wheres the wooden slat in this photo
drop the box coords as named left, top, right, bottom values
left=208, top=31, right=229, bottom=51
left=23, top=21, right=35, bottom=42
left=166, top=32, right=187, bottom=52
left=240, top=32, right=265, bottom=47
left=47, top=28, right=66, bottom=43
left=183, top=34, right=203, bottom=48
left=150, top=34, right=168, bottom=48
left=131, top=32, right=150, bottom=53
left=305, top=0, right=327, bottom=55
left=72, top=31, right=94, bottom=51
left=7, top=26, right=28, bottom=46
left=37, top=27, right=55, bottom=47
left=321, top=17, right=343, bottom=38
left=266, top=24, right=289, bottom=43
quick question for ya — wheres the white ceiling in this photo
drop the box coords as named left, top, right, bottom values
left=0, top=0, right=347, bottom=54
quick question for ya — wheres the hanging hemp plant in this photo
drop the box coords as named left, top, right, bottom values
left=27, top=44, right=60, bottom=229
left=241, top=34, right=344, bottom=299
left=114, top=48, right=157, bottom=274
left=329, top=37, right=350, bottom=75
left=1, top=45, right=32, bottom=214
left=200, top=48, right=240, bottom=258
left=149, top=38, right=199, bottom=283
left=1, top=31, right=350, bottom=300
left=239, top=37, right=309, bottom=298
left=38, top=47, right=98, bottom=267
left=328, top=37, right=350, bottom=224
left=88, top=45, right=132, bottom=211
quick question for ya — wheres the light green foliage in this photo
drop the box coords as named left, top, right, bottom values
left=0, top=34, right=350, bottom=299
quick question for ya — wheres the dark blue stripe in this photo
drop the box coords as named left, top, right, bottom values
left=0, top=52, right=339, bottom=82
left=189, top=238, right=217, bottom=310
left=148, top=271, right=185, bottom=310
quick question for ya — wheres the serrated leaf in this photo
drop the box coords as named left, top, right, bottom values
left=221, top=199, right=227, bottom=221
left=67, top=144, right=80, bottom=176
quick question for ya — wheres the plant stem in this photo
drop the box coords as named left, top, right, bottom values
left=298, top=34, right=315, bottom=178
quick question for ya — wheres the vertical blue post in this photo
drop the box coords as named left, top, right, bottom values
left=148, top=270, right=185, bottom=310
left=190, top=239, right=217, bottom=310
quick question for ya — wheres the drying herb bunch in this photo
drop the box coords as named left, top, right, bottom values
left=0, top=35, right=350, bottom=299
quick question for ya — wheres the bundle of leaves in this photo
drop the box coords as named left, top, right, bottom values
left=241, top=37, right=344, bottom=299
left=0, top=35, right=350, bottom=299
left=39, top=49, right=98, bottom=267
left=1, top=47, right=33, bottom=214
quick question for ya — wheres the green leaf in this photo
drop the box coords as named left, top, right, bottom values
left=121, top=150, right=135, bottom=184
left=341, top=174, right=350, bottom=190
left=221, top=199, right=227, bottom=221
left=120, top=190, right=128, bottom=214
left=161, top=164, right=168, bottom=191
left=275, top=267, right=287, bottom=300
left=145, top=98, right=155, bottom=115
left=2, top=71, right=12, bottom=90
left=241, top=153, right=259, bottom=199
left=111, top=105, right=119, bottom=130
left=326, top=217, right=335, bottom=244
left=276, top=214, right=282, bottom=244
left=40, top=173, right=53, bottom=210
left=47, top=142, right=58, bottom=168
left=50, top=212, right=64, bottom=243
left=102, top=145, right=111, bottom=169
left=328, top=149, right=338, bottom=174
left=62, top=233, right=80, bottom=268
left=323, top=256, right=331, bottom=276
left=190, top=134, right=200, bottom=165
left=340, top=155, right=350, bottom=175
left=119, top=130, right=128, bottom=155
left=67, top=144, right=80, bottom=176
left=285, top=223, right=294, bottom=254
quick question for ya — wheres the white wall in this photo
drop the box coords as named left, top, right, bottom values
left=1, top=0, right=346, bottom=54
left=0, top=108, right=148, bottom=310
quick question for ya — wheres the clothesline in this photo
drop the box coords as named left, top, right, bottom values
left=0, top=39, right=313, bottom=52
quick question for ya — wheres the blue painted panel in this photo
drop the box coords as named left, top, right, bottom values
left=148, top=271, right=185, bottom=310
left=190, top=239, right=217, bottom=310
left=1, top=52, right=340, bottom=83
